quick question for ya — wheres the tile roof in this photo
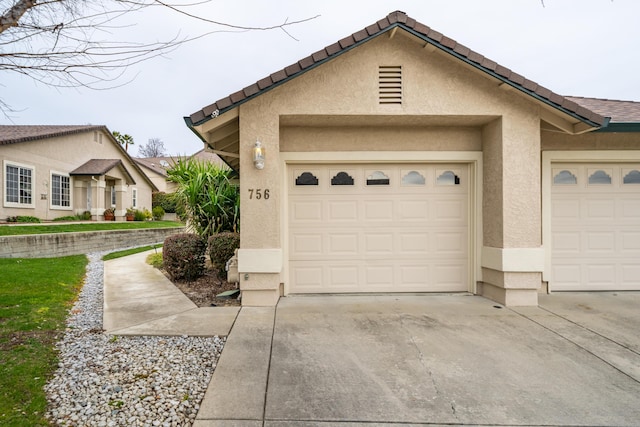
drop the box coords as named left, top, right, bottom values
left=70, top=159, right=136, bottom=184
left=566, top=97, right=640, bottom=123
left=134, top=157, right=180, bottom=177
left=0, top=125, right=105, bottom=145
left=187, top=10, right=606, bottom=128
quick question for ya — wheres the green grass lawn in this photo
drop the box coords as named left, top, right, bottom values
left=0, top=256, right=88, bottom=426
left=102, top=244, right=163, bottom=261
left=0, top=221, right=183, bottom=236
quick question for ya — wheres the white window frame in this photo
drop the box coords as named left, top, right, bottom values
left=131, top=188, right=138, bottom=208
left=50, top=171, right=72, bottom=210
left=3, top=160, right=35, bottom=208
left=110, top=185, right=116, bottom=207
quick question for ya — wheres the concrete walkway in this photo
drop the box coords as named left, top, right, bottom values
left=195, top=293, right=640, bottom=427
left=103, top=253, right=640, bottom=425
left=103, top=250, right=239, bottom=336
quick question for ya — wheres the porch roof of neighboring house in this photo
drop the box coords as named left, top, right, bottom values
left=184, top=11, right=611, bottom=173
left=70, top=159, right=136, bottom=185
left=0, top=125, right=159, bottom=191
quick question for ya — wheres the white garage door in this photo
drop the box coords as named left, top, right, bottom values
left=551, top=163, right=640, bottom=291
left=287, top=164, right=469, bottom=293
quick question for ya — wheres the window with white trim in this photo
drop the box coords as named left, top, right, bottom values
left=132, top=188, right=138, bottom=208
left=110, top=186, right=116, bottom=207
left=4, top=161, right=34, bottom=206
left=51, top=173, right=71, bottom=208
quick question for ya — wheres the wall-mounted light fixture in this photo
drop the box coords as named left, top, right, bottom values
left=253, top=140, right=265, bottom=170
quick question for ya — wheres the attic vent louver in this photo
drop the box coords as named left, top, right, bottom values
left=379, top=65, right=402, bottom=104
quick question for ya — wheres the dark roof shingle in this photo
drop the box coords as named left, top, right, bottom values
left=0, top=125, right=105, bottom=145
left=566, top=97, right=640, bottom=123
left=187, top=11, right=608, bottom=128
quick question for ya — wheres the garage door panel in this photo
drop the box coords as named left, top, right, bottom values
left=621, top=199, right=640, bottom=218
left=291, top=266, right=324, bottom=290
left=398, top=200, right=429, bottom=220
left=434, top=231, right=467, bottom=254
left=364, top=200, right=394, bottom=220
left=586, top=232, right=615, bottom=252
left=552, top=199, right=580, bottom=219
left=622, top=265, right=640, bottom=288
left=622, top=232, right=640, bottom=251
left=553, top=232, right=581, bottom=253
left=328, top=200, right=358, bottom=221
left=328, top=233, right=359, bottom=255
left=586, top=199, right=615, bottom=220
left=433, top=264, right=468, bottom=291
left=291, top=201, right=323, bottom=222
left=398, top=232, right=429, bottom=254
left=551, top=162, right=640, bottom=291
left=434, top=199, right=467, bottom=222
left=292, top=234, right=323, bottom=256
left=289, top=163, right=470, bottom=293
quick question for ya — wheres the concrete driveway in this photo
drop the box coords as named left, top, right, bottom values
left=196, top=293, right=640, bottom=426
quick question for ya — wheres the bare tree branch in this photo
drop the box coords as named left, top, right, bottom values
left=0, top=0, right=318, bottom=113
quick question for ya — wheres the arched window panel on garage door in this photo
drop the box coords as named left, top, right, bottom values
left=553, top=169, right=577, bottom=185
left=623, top=169, right=640, bottom=184
left=401, top=170, right=425, bottom=186
left=366, top=170, right=390, bottom=186
left=436, top=170, right=460, bottom=185
left=295, top=172, right=319, bottom=186
left=588, top=169, right=612, bottom=185
left=331, top=171, right=355, bottom=186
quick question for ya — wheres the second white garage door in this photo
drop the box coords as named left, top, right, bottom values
left=287, top=164, right=470, bottom=293
left=551, top=163, right=640, bottom=291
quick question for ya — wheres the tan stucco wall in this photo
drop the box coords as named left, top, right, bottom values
left=214, top=30, right=552, bottom=305
left=280, top=126, right=482, bottom=152
left=1, top=130, right=154, bottom=221
left=542, top=130, right=640, bottom=150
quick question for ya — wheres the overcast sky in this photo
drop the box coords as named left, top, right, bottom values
left=3, top=0, right=639, bottom=156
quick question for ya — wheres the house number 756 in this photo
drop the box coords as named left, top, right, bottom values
left=248, top=189, right=270, bottom=200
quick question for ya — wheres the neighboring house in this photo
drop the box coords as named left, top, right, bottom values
left=0, top=125, right=158, bottom=221
left=134, top=149, right=228, bottom=193
left=185, top=11, right=640, bottom=307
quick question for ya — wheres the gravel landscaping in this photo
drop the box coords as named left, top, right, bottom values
left=45, top=252, right=225, bottom=426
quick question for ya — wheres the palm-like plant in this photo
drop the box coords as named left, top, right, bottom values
left=112, top=131, right=135, bottom=152
left=167, top=158, right=239, bottom=239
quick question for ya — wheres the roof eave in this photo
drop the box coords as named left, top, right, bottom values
left=400, top=26, right=605, bottom=129
left=187, top=17, right=606, bottom=134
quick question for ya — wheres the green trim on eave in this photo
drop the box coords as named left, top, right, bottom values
left=595, top=122, right=640, bottom=133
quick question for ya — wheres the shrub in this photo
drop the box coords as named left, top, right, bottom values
left=167, top=159, right=239, bottom=239
left=53, top=211, right=92, bottom=221
left=8, top=215, right=41, bottom=223
left=53, top=215, right=77, bottom=221
left=208, top=232, right=240, bottom=277
left=146, top=252, right=163, bottom=269
left=133, top=209, right=152, bottom=221
left=152, top=206, right=165, bottom=221
left=152, top=192, right=178, bottom=213
left=163, top=233, right=206, bottom=281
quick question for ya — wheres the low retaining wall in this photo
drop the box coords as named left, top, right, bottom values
left=0, top=227, right=184, bottom=258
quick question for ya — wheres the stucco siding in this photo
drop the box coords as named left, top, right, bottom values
left=542, top=130, right=640, bottom=150
left=1, top=130, right=154, bottom=221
